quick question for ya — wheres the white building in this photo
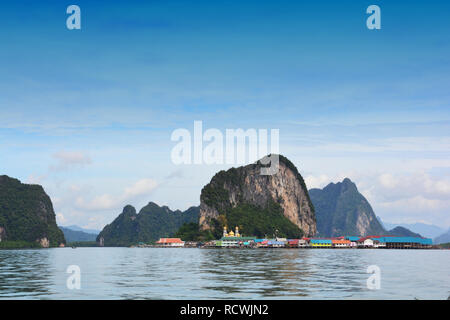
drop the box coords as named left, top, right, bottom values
left=359, top=239, right=374, bottom=247
left=155, top=238, right=185, bottom=247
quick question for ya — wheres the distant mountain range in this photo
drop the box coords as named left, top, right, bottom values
left=97, top=164, right=433, bottom=245
left=97, top=202, right=199, bottom=246
left=434, top=228, right=450, bottom=244
left=387, top=226, right=422, bottom=238
left=62, top=225, right=100, bottom=235
left=378, top=219, right=445, bottom=239
left=3, top=158, right=445, bottom=248
left=59, top=226, right=98, bottom=243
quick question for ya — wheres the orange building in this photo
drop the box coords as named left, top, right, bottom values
left=331, top=239, right=351, bottom=248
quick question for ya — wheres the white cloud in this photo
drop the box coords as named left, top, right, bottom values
left=56, top=213, right=67, bottom=224
left=304, top=170, right=450, bottom=229
left=124, top=179, right=158, bottom=198
left=305, top=174, right=331, bottom=189
left=74, top=178, right=159, bottom=211
left=378, top=173, right=398, bottom=189
left=26, top=173, right=48, bottom=185
left=50, top=151, right=92, bottom=171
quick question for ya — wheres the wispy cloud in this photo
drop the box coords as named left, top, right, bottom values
left=50, top=151, right=92, bottom=171
left=74, top=178, right=158, bottom=211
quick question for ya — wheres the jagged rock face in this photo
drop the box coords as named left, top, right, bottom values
left=0, top=175, right=66, bottom=246
left=309, top=178, right=386, bottom=237
left=0, top=227, right=5, bottom=242
left=38, top=237, right=49, bottom=248
left=199, top=155, right=317, bottom=237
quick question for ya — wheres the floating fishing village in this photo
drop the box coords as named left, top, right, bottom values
left=142, top=226, right=435, bottom=249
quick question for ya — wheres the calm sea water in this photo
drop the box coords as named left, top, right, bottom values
left=0, top=248, right=448, bottom=300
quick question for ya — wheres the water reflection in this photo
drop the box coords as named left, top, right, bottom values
left=0, top=250, right=54, bottom=298
left=0, top=248, right=448, bottom=299
left=199, top=249, right=311, bottom=298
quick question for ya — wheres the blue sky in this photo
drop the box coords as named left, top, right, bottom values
left=1, top=0, right=450, bottom=230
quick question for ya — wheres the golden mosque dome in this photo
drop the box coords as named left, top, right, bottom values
left=223, top=226, right=241, bottom=237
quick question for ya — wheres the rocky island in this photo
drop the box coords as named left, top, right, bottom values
left=199, top=155, right=317, bottom=239
left=0, top=175, right=65, bottom=248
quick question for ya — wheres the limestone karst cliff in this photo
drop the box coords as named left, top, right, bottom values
left=309, top=178, right=386, bottom=237
left=97, top=202, right=199, bottom=246
left=0, top=175, right=65, bottom=247
left=199, top=155, right=317, bottom=238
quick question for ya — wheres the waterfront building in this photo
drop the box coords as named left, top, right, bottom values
left=256, top=239, right=268, bottom=247
left=267, top=240, right=285, bottom=248
left=309, top=239, right=332, bottom=247
left=332, top=239, right=351, bottom=248
left=155, top=238, right=185, bottom=247
left=184, top=241, right=200, bottom=248
left=357, top=236, right=433, bottom=249
left=376, top=236, right=432, bottom=249
left=218, top=226, right=256, bottom=247
left=287, top=239, right=308, bottom=248
left=373, top=240, right=386, bottom=248
left=287, top=239, right=299, bottom=247
left=359, top=238, right=374, bottom=247
left=298, top=239, right=308, bottom=247
left=218, top=236, right=257, bottom=247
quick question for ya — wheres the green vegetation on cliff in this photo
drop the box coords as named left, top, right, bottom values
left=200, top=155, right=315, bottom=216
left=0, top=240, right=42, bottom=249
left=97, top=203, right=199, bottom=246
left=174, top=222, right=214, bottom=241
left=0, top=175, right=65, bottom=247
left=66, top=241, right=98, bottom=247
left=201, top=168, right=241, bottom=212
left=209, top=201, right=304, bottom=239
left=200, top=155, right=314, bottom=238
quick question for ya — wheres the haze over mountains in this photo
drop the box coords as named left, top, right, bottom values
left=59, top=226, right=98, bottom=243
left=62, top=225, right=100, bottom=235
left=379, top=220, right=445, bottom=239
left=434, top=228, right=450, bottom=244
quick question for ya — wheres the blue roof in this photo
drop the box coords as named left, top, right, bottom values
left=345, top=236, right=360, bottom=241
left=267, top=240, right=285, bottom=245
left=377, top=237, right=432, bottom=245
left=254, top=239, right=267, bottom=243
left=310, top=239, right=332, bottom=244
